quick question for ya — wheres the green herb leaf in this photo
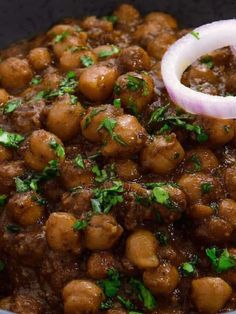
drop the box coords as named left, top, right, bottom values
left=31, top=75, right=42, bottom=85
left=15, top=177, right=31, bottom=193
left=70, top=94, right=78, bottom=105
left=54, top=31, right=69, bottom=43
left=113, top=98, right=121, bottom=108
left=0, top=260, right=5, bottom=271
left=100, top=268, right=121, bottom=297
left=49, top=139, right=65, bottom=158
left=103, top=15, right=118, bottom=25
left=188, top=154, right=202, bottom=172
left=100, top=299, right=114, bottom=310
left=0, top=194, right=7, bottom=206
left=155, top=231, right=169, bottom=246
left=190, top=31, right=200, bottom=40
left=201, top=182, right=213, bottom=194
left=80, top=55, right=94, bottom=67
left=5, top=224, right=21, bottom=233
left=82, top=108, right=106, bottom=129
left=98, top=117, right=127, bottom=146
left=127, top=75, right=149, bottom=96
left=73, top=219, right=88, bottom=231
left=130, top=279, right=156, bottom=310
left=152, top=187, right=170, bottom=205
left=117, top=295, right=135, bottom=310
left=149, top=104, right=170, bottom=124
left=74, top=154, right=85, bottom=169
left=3, top=99, right=22, bottom=114
left=31, top=195, right=47, bottom=206
left=92, top=164, right=108, bottom=183
left=201, top=56, right=214, bottom=69
left=0, top=129, right=24, bottom=148
left=180, top=256, right=198, bottom=277
left=206, top=247, right=236, bottom=273
left=99, top=45, right=120, bottom=58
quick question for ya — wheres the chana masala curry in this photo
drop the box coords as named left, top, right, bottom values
left=0, top=3, right=236, bottom=314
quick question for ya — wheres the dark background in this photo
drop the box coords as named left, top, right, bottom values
left=0, top=0, right=235, bottom=48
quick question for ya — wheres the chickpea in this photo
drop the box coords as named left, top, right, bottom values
left=113, top=4, right=140, bottom=30
left=144, top=12, right=177, bottom=29
left=79, top=64, right=119, bottom=101
left=60, top=49, right=97, bottom=71
left=47, top=24, right=76, bottom=38
left=87, top=252, right=119, bottom=279
left=140, top=134, right=185, bottom=175
left=101, top=115, right=147, bottom=157
left=24, top=129, right=65, bottom=171
left=196, top=116, right=234, bottom=146
left=186, top=63, right=218, bottom=85
left=45, top=212, right=81, bottom=254
left=0, top=145, right=12, bottom=162
left=115, top=159, right=139, bottom=180
left=0, top=161, right=25, bottom=194
left=0, top=88, right=9, bottom=104
left=62, top=280, right=104, bottom=314
left=125, top=229, right=159, bottom=269
left=143, top=263, right=180, bottom=295
left=46, top=94, right=85, bottom=141
left=81, top=104, right=123, bottom=143
left=61, top=159, right=94, bottom=189
left=93, top=45, right=120, bottom=61
left=0, top=57, right=33, bottom=90
left=147, top=32, right=177, bottom=60
left=41, top=67, right=61, bottom=90
left=10, top=295, right=42, bottom=314
left=28, top=47, right=51, bottom=70
left=184, top=147, right=219, bottom=173
left=133, top=22, right=163, bottom=47
left=81, top=16, right=113, bottom=32
left=191, top=277, right=232, bottom=313
left=7, top=191, right=44, bottom=226
left=225, top=167, right=236, bottom=200
left=84, top=214, right=123, bottom=250
left=188, top=204, right=214, bottom=219
left=219, top=199, right=236, bottom=228
left=61, top=188, right=92, bottom=216
left=118, top=46, right=151, bottom=72
left=114, top=72, right=154, bottom=113
left=178, top=173, right=221, bottom=204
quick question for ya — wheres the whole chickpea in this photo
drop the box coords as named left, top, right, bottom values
left=125, top=229, right=159, bottom=269
left=0, top=88, right=9, bottom=104
left=45, top=212, right=81, bottom=254
left=143, top=263, right=180, bottom=295
left=118, top=46, right=151, bottom=72
left=60, top=49, right=97, bottom=71
left=28, top=47, right=51, bottom=70
left=218, top=198, right=236, bottom=228
left=225, top=167, right=236, bottom=201
left=0, top=145, right=13, bottom=162
left=7, top=191, right=44, bottom=226
left=84, top=214, right=123, bottom=250
left=24, top=129, right=65, bottom=171
left=87, top=252, right=119, bottom=279
left=113, top=4, right=140, bottom=30
left=115, top=159, right=139, bottom=180
left=147, top=32, right=177, bottom=60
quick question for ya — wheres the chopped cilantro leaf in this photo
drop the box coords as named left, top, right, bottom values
left=5, top=224, right=21, bottom=233
left=188, top=154, right=202, bottom=172
left=31, top=195, right=47, bottom=206
left=201, top=56, right=214, bottom=69
left=54, top=31, right=69, bottom=43
left=148, top=104, right=170, bottom=124
left=70, top=94, right=78, bottom=105
left=130, top=278, right=156, bottom=310
left=98, top=117, right=127, bottom=146
left=99, top=45, right=120, bottom=58
left=180, top=256, right=198, bottom=277
left=201, top=182, right=213, bottom=194
left=80, top=55, right=94, bottom=67
left=117, top=295, right=135, bottom=310
left=92, top=164, right=108, bottom=183
left=155, top=231, right=169, bottom=246
left=15, top=177, right=32, bottom=193
left=206, top=247, right=236, bottom=273
left=103, top=15, right=118, bottom=25
left=99, top=268, right=121, bottom=297
left=113, top=98, right=121, bottom=108
left=152, top=186, right=169, bottom=204
left=74, top=154, right=85, bottom=169
left=114, top=83, right=121, bottom=95
left=0, top=260, right=5, bottom=271
left=0, top=195, right=7, bottom=206
left=73, top=219, right=88, bottom=230
left=0, top=128, right=24, bottom=148
left=49, top=139, right=65, bottom=158
left=100, top=299, right=114, bottom=310
left=31, top=75, right=42, bottom=85
left=190, top=31, right=200, bottom=40
left=82, top=108, right=106, bottom=129
left=3, top=99, right=22, bottom=114
left=126, top=75, right=149, bottom=96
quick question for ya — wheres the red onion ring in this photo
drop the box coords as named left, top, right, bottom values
left=161, top=20, right=236, bottom=118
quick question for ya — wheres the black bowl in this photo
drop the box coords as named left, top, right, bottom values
left=0, top=1, right=236, bottom=314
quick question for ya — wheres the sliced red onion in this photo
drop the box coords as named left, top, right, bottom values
left=161, top=20, right=236, bottom=118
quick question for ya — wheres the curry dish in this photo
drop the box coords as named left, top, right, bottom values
left=0, top=3, right=236, bottom=314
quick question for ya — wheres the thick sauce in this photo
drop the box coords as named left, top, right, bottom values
left=0, top=3, right=236, bottom=314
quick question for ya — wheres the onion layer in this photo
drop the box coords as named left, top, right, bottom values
left=161, top=20, right=236, bottom=118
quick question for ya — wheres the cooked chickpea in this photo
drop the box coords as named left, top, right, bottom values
left=191, top=277, right=232, bottom=313
left=219, top=198, right=236, bottom=228
left=28, top=47, right=51, bottom=70
left=0, top=161, right=25, bottom=194
left=184, top=147, right=219, bottom=172
left=114, top=72, right=154, bottom=113
left=125, top=229, right=159, bottom=269
left=63, top=280, right=104, bottom=314
left=186, top=63, right=218, bottom=85
left=101, top=115, right=147, bottom=157
left=0, top=88, right=9, bottom=104
left=84, top=214, right=123, bottom=250
left=140, top=134, right=185, bottom=175
left=81, top=16, right=113, bottom=32
left=113, top=4, right=140, bottom=30
left=196, top=117, right=235, bottom=145
left=178, top=173, right=221, bottom=204
left=143, top=263, right=180, bottom=295
left=60, top=49, right=97, bottom=70
left=93, top=45, right=120, bottom=61
left=118, top=46, right=151, bottom=71
left=81, top=104, right=123, bottom=143
left=61, top=159, right=94, bottom=189
left=79, top=64, right=119, bottom=101
left=87, top=252, right=118, bottom=279
left=24, top=129, right=65, bottom=171
left=0, top=57, right=33, bottom=90
left=10, top=295, right=42, bottom=314
left=115, top=159, right=139, bottom=180
left=144, top=12, right=177, bottom=29
left=45, top=212, right=81, bottom=254
left=41, top=67, right=61, bottom=90
left=46, top=94, right=85, bottom=141
left=225, top=167, right=236, bottom=200
left=133, top=22, right=163, bottom=47
left=188, top=204, right=214, bottom=219
left=7, top=191, right=44, bottom=226
left=147, top=32, right=177, bottom=60
left=0, top=145, right=12, bottom=162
